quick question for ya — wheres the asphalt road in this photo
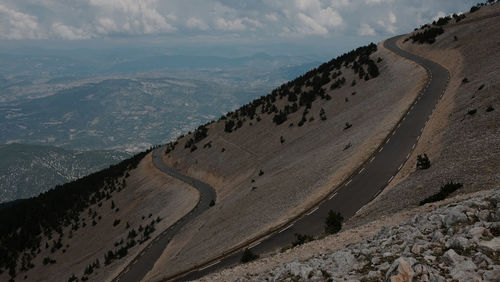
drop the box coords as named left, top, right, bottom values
left=113, top=148, right=217, bottom=282
left=170, top=35, right=450, bottom=281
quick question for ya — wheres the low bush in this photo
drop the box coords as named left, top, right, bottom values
left=325, top=210, right=344, bottom=234
left=416, top=154, right=431, bottom=170
left=419, top=182, right=463, bottom=205
left=240, top=248, right=259, bottom=263
left=292, top=233, right=314, bottom=247
left=408, top=27, right=444, bottom=44
left=344, top=122, right=352, bottom=130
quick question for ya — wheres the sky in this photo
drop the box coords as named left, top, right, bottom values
left=0, top=0, right=480, bottom=58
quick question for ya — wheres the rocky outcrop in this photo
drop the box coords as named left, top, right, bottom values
left=232, top=188, right=500, bottom=281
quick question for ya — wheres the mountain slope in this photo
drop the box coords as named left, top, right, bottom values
left=1, top=3, right=498, bottom=282
left=351, top=1, right=500, bottom=227
left=197, top=3, right=500, bottom=280
left=0, top=143, right=129, bottom=203
left=144, top=41, right=427, bottom=280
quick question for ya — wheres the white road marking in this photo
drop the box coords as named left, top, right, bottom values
left=379, top=147, right=383, bottom=153
left=345, top=179, right=353, bottom=186
left=392, top=131, right=396, bottom=136
left=386, top=138, right=390, bottom=144
left=370, top=156, right=375, bottom=163
left=412, top=144, right=416, bottom=150
left=398, top=164, right=403, bottom=171
left=417, top=135, right=420, bottom=141
left=397, top=123, right=401, bottom=128
left=249, top=241, right=262, bottom=249
left=199, top=260, right=221, bottom=271
left=329, top=192, right=338, bottom=200
left=306, top=207, right=319, bottom=215
left=279, top=224, right=293, bottom=233
left=388, top=176, right=394, bottom=183
left=358, top=168, right=365, bottom=174
left=420, top=127, right=424, bottom=133
left=406, top=153, right=411, bottom=159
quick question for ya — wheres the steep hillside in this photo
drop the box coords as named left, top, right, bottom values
left=0, top=152, right=198, bottom=282
left=350, top=0, right=500, bottom=228
left=0, top=143, right=129, bottom=203
left=199, top=3, right=500, bottom=281
left=144, top=40, right=427, bottom=279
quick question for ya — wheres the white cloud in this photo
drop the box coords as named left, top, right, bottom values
left=52, top=22, right=92, bottom=39
left=433, top=11, right=447, bottom=21
left=215, top=18, right=246, bottom=31
left=389, top=11, right=397, bottom=24
left=243, top=17, right=263, bottom=28
left=281, top=0, right=343, bottom=36
left=265, top=13, right=278, bottom=22
left=0, top=0, right=481, bottom=41
left=358, top=23, right=376, bottom=36
left=186, top=17, right=209, bottom=30
left=88, top=0, right=176, bottom=34
left=297, top=12, right=329, bottom=35
left=365, top=0, right=394, bottom=4
left=0, top=4, right=42, bottom=39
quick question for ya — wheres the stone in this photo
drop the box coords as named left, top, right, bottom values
left=387, top=257, right=415, bottom=282
left=478, top=237, right=500, bottom=253
left=443, top=249, right=480, bottom=281
left=450, top=236, right=469, bottom=251
left=275, top=261, right=313, bottom=280
left=331, top=250, right=358, bottom=270
left=428, top=273, right=446, bottom=282
left=383, top=251, right=393, bottom=257
left=432, top=230, right=444, bottom=242
left=482, top=265, right=500, bottom=281
left=478, top=210, right=491, bottom=221
left=378, top=262, right=390, bottom=271
left=468, top=226, right=486, bottom=240
left=367, top=270, right=381, bottom=280
left=411, top=244, right=422, bottom=254
left=444, top=208, right=468, bottom=227
left=424, top=255, right=436, bottom=263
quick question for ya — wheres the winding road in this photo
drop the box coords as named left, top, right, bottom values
left=113, top=149, right=216, bottom=282
left=116, top=34, right=450, bottom=281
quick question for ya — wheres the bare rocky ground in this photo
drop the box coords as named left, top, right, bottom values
left=204, top=188, right=500, bottom=281
left=0, top=153, right=198, bottom=282
left=197, top=4, right=500, bottom=282
left=145, top=39, right=427, bottom=279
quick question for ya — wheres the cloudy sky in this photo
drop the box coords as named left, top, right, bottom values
left=0, top=0, right=479, bottom=57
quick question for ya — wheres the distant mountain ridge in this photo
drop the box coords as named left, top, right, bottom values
left=0, top=143, right=129, bottom=203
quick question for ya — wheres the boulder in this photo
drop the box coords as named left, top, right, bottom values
left=387, top=257, right=415, bottom=282
left=444, top=208, right=468, bottom=227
